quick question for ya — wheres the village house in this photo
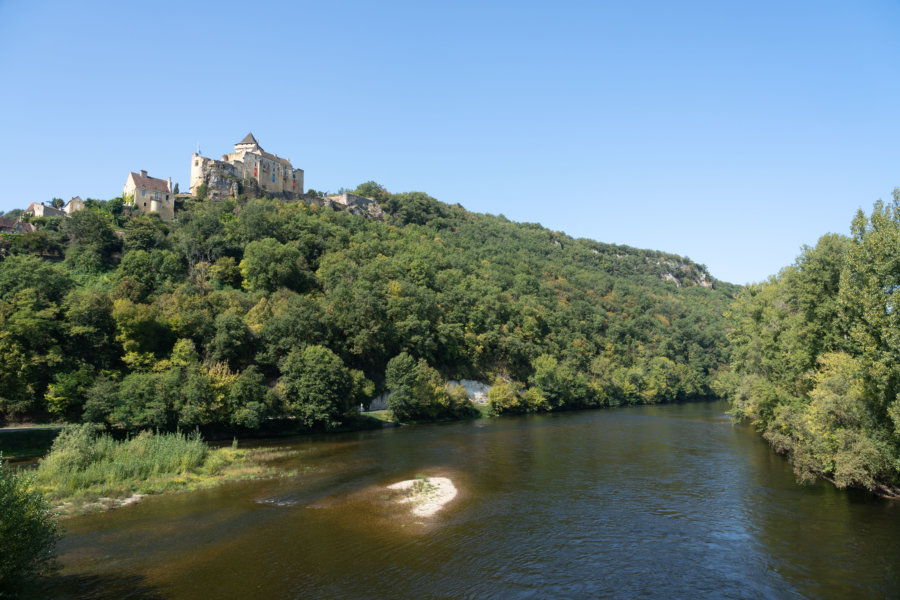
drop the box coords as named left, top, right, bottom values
left=64, top=196, right=85, bottom=215
left=0, top=218, right=36, bottom=234
left=189, top=133, right=304, bottom=199
left=124, top=170, right=175, bottom=220
left=24, top=202, right=67, bottom=218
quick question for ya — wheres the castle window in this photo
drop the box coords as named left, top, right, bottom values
left=194, top=160, right=198, bottom=166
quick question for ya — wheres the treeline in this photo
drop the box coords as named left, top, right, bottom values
left=0, top=183, right=734, bottom=432
left=717, top=195, right=900, bottom=496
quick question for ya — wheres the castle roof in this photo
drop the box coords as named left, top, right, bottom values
left=237, top=132, right=258, bottom=146
left=129, top=172, right=170, bottom=194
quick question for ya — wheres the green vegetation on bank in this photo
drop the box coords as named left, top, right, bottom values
left=717, top=194, right=900, bottom=497
left=0, top=455, right=59, bottom=594
left=34, top=425, right=292, bottom=513
left=0, top=182, right=735, bottom=434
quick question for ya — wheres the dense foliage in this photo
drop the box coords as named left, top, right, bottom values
left=718, top=195, right=900, bottom=496
left=0, top=184, right=734, bottom=430
left=0, top=455, right=59, bottom=593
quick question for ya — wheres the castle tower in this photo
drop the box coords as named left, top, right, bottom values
left=234, top=132, right=261, bottom=153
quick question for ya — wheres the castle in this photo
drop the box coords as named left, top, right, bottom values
left=189, top=133, right=304, bottom=200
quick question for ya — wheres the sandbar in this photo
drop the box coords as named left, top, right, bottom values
left=387, top=476, right=457, bottom=517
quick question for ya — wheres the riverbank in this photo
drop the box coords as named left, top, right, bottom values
left=34, top=426, right=298, bottom=516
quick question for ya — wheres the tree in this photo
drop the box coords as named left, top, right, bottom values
left=352, top=181, right=391, bottom=204
left=0, top=255, right=72, bottom=304
left=50, top=198, right=64, bottom=208
left=841, top=196, right=900, bottom=408
left=208, top=311, right=253, bottom=368
left=240, top=238, right=311, bottom=293
left=385, top=352, right=474, bottom=421
left=278, top=345, right=355, bottom=428
left=227, top=366, right=269, bottom=428
left=0, top=456, right=59, bottom=591
left=63, top=209, right=120, bottom=272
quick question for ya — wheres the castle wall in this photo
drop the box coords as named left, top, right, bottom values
left=191, top=138, right=303, bottom=200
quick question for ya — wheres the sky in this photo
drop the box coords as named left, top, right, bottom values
left=1, top=0, right=899, bottom=285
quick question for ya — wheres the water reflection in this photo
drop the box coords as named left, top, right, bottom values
left=45, top=402, right=900, bottom=599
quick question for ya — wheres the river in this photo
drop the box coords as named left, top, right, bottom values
left=34, top=401, right=900, bottom=599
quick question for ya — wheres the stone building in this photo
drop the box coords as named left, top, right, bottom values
left=189, top=133, right=304, bottom=200
left=25, top=202, right=67, bottom=218
left=64, top=196, right=84, bottom=215
left=0, top=218, right=36, bottom=233
left=124, top=170, right=175, bottom=220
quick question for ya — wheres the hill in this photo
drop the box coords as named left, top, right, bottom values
left=0, top=184, right=736, bottom=430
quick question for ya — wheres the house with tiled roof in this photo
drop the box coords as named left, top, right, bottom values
left=189, top=133, right=304, bottom=200
left=124, top=170, right=174, bottom=220
left=0, top=218, right=36, bottom=233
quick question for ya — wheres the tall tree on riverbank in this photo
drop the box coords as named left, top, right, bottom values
left=720, top=194, right=900, bottom=496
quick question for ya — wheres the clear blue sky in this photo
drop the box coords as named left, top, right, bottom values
left=2, top=0, right=899, bottom=285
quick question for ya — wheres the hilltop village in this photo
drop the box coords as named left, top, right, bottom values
left=4, top=133, right=382, bottom=229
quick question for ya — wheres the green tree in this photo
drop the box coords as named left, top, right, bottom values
left=385, top=353, right=474, bottom=421
left=227, top=366, right=268, bottom=429
left=0, top=255, right=72, bottom=304
left=278, top=345, right=354, bottom=428
left=240, top=238, right=311, bottom=293
left=63, top=209, right=120, bottom=272
left=208, top=311, right=253, bottom=368
left=0, top=456, right=59, bottom=591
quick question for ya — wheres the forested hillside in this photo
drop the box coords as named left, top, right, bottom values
left=0, top=183, right=735, bottom=431
left=719, top=195, right=900, bottom=496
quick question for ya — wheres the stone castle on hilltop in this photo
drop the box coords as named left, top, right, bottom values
left=189, top=133, right=304, bottom=201
left=119, top=132, right=382, bottom=221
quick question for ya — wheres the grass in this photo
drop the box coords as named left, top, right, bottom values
left=363, top=410, right=398, bottom=423
left=473, top=403, right=493, bottom=418
left=35, top=425, right=296, bottom=514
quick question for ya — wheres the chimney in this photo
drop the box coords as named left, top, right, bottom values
left=140, top=170, right=148, bottom=177
left=168, top=177, right=172, bottom=192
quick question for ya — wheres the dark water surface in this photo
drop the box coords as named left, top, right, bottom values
left=37, top=402, right=900, bottom=599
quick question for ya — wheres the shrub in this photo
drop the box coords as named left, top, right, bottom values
left=0, top=455, right=59, bottom=591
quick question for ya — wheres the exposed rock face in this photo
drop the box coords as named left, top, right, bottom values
left=196, top=161, right=241, bottom=201
left=448, top=380, right=491, bottom=405
left=322, top=193, right=385, bottom=219
left=656, top=258, right=716, bottom=288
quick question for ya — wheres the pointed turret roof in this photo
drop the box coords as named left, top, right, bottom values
left=238, top=132, right=258, bottom=145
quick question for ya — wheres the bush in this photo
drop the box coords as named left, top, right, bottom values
left=0, top=455, right=59, bottom=591
left=489, top=382, right=550, bottom=416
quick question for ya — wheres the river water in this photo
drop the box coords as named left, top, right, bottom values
left=36, top=401, right=900, bottom=599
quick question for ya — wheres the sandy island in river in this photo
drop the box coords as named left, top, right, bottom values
left=387, top=477, right=457, bottom=517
